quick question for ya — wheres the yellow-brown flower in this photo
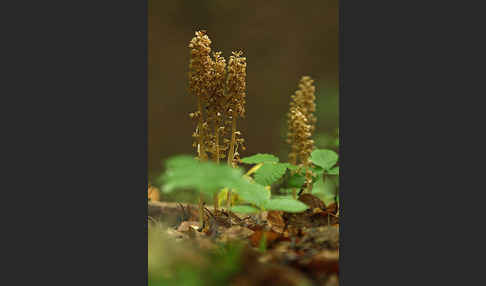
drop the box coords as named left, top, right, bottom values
left=287, top=76, right=317, bottom=188
left=188, top=31, right=212, bottom=99
left=188, top=30, right=213, bottom=161
left=226, top=51, right=247, bottom=166
left=289, top=76, right=316, bottom=133
left=206, top=51, right=227, bottom=162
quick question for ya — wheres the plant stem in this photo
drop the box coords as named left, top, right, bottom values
left=197, top=97, right=205, bottom=160
left=227, top=109, right=237, bottom=167
left=213, top=123, right=220, bottom=212
left=226, top=190, right=231, bottom=213
left=198, top=196, right=204, bottom=228
left=215, top=125, right=220, bottom=164
left=304, top=162, right=312, bottom=194
left=196, top=96, right=206, bottom=226
left=226, top=109, right=238, bottom=214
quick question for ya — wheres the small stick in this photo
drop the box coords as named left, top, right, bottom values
left=198, top=196, right=204, bottom=228
left=213, top=123, right=220, bottom=212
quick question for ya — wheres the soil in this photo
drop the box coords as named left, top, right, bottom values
left=148, top=194, right=339, bottom=286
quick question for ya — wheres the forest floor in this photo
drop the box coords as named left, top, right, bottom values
left=148, top=194, right=339, bottom=286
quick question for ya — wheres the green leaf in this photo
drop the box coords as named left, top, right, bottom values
left=271, top=194, right=295, bottom=200
left=311, top=176, right=337, bottom=206
left=310, top=165, right=325, bottom=175
left=240, top=153, right=279, bottom=164
left=310, top=149, right=338, bottom=170
left=254, top=163, right=288, bottom=186
left=327, top=166, right=339, bottom=175
left=264, top=198, right=309, bottom=213
left=161, top=155, right=244, bottom=196
left=331, top=175, right=340, bottom=187
left=164, top=155, right=198, bottom=169
left=230, top=205, right=260, bottom=214
left=277, top=188, right=295, bottom=196
left=286, top=172, right=306, bottom=188
left=285, top=164, right=300, bottom=171
left=232, top=178, right=270, bottom=207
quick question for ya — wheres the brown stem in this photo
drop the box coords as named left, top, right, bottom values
left=197, top=97, right=205, bottom=160
left=226, top=109, right=238, bottom=215
left=213, top=124, right=220, bottom=212
left=226, top=190, right=231, bottom=211
left=196, top=96, right=206, bottom=224
left=227, top=109, right=237, bottom=167
left=214, top=195, right=219, bottom=213
left=303, top=160, right=312, bottom=194
left=198, top=196, right=204, bottom=228
left=226, top=190, right=232, bottom=227
left=215, top=124, right=220, bottom=164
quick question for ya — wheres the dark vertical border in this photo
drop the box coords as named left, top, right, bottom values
left=338, top=0, right=465, bottom=284
left=338, top=0, right=344, bottom=284
left=9, top=0, right=148, bottom=284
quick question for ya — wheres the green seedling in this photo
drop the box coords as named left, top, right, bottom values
left=159, top=155, right=309, bottom=215
left=239, top=149, right=340, bottom=208
left=309, top=149, right=339, bottom=206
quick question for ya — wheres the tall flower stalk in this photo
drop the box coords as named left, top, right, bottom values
left=188, top=31, right=214, bottom=224
left=225, top=51, right=247, bottom=211
left=225, top=51, right=247, bottom=167
left=206, top=51, right=227, bottom=210
left=286, top=76, right=317, bottom=196
left=188, top=31, right=247, bottom=215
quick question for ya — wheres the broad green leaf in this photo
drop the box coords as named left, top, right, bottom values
left=232, top=178, right=270, bottom=207
left=264, top=197, right=309, bottom=213
left=310, top=149, right=338, bottom=170
left=310, top=165, right=325, bottom=176
left=161, top=155, right=244, bottom=195
left=311, top=176, right=337, bottom=206
left=240, top=153, right=279, bottom=164
left=286, top=172, right=306, bottom=188
left=164, top=155, right=198, bottom=169
left=254, top=163, right=288, bottom=186
left=277, top=188, right=298, bottom=197
left=271, top=194, right=295, bottom=200
left=327, top=166, right=339, bottom=175
left=285, top=164, right=300, bottom=171
left=328, top=174, right=339, bottom=188
left=230, top=205, right=260, bottom=214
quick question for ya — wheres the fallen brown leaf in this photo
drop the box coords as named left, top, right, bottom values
left=298, top=193, right=326, bottom=210
left=249, top=230, right=281, bottom=247
left=305, top=249, right=339, bottom=274
left=267, top=210, right=285, bottom=233
left=325, top=203, right=337, bottom=215
left=220, top=226, right=254, bottom=242
left=148, top=184, right=160, bottom=202
left=177, top=221, right=201, bottom=232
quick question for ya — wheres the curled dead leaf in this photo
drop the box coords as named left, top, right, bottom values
left=220, top=226, right=254, bottom=242
left=325, top=203, right=337, bottom=215
left=267, top=211, right=285, bottom=233
left=148, top=184, right=160, bottom=202
left=177, top=221, right=201, bottom=232
left=249, top=230, right=281, bottom=247
left=298, top=193, right=325, bottom=210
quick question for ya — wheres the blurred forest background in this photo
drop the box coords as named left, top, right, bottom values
left=149, top=0, right=339, bottom=180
